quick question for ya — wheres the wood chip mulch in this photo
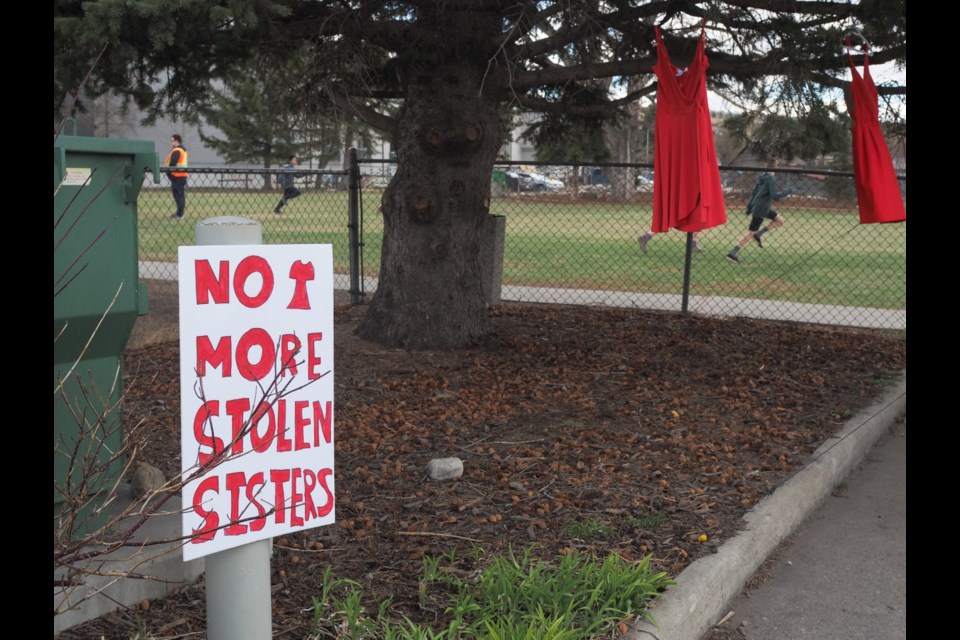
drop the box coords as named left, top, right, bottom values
left=57, top=300, right=905, bottom=639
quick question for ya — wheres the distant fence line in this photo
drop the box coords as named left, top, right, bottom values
left=136, top=158, right=906, bottom=330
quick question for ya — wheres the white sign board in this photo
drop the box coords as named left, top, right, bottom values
left=61, top=167, right=92, bottom=187
left=178, top=245, right=335, bottom=560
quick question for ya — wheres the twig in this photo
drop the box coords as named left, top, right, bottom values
left=515, top=459, right=543, bottom=475
left=56, top=43, right=109, bottom=140
left=274, top=544, right=348, bottom=554
left=480, top=12, right=520, bottom=97
left=157, top=618, right=190, bottom=634
left=396, top=531, right=482, bottom=542
left=462, top=435, right=548, bottom=452
left=54, top=281, right=123, bottom=395
left=715, top=610, right=735, bottom=626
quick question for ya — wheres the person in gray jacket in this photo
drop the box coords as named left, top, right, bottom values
left=726, top=171, right=794, bottom=263
left=274, top=155, right=302, bottom=214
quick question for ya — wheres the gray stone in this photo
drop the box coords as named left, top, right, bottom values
left=426, top=457, right=464, bottom=480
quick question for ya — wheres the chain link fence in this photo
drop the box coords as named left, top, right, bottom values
left=137, top=159, right=906, bottom=330
left=138, top=166, right=355, bottom=291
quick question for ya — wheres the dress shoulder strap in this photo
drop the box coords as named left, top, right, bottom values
left=846, top=37, right=870, bottom=80
left=653, top=25, right=672, bottom=70
left=697, top=18, right=707, bottom=57
left=655, top=23, right=706, bottom=61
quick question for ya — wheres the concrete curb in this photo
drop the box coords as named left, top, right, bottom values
left=54, top=495, right=205, bottom=635
left=630, top=370, right=907, bottom=640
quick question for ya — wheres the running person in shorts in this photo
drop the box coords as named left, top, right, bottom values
left=274, top=155, right=302, bottom=214
left=726, top=170, right=793, bottom=263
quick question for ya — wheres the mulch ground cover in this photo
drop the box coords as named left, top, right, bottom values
left=57, top=300, right=905, bottom=639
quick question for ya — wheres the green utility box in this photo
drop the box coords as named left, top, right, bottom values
left=53, top=134, right=160, bottom=539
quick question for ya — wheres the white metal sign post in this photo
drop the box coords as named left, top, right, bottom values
left=179, top=222, right=335, bottom=640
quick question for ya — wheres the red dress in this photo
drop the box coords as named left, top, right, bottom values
left=849, top=52, right=906, bottom=224
left=651, top=26, right=726, bottom=233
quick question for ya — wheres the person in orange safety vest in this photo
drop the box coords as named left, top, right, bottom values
left=164, top=134, right=189, bottom=219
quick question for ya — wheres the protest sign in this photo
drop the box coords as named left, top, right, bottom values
left=178, top=245, right=335, bottom=560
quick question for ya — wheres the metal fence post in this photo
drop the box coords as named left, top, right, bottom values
left=347, top=148, right=362, bottom=304
left=681, top=232, right=694, bottom=314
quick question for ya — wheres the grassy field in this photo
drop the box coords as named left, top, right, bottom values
left=136, top=188, right=906, bottom=310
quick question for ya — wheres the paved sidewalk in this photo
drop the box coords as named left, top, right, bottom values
left=139, top=261, right=906, bottom=330
left=702, top=418, right=906, bottom=640
left=630, top=373, right=906, bottom=640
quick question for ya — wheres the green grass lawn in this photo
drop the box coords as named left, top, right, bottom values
left=137, top=188, right=906, bottom=310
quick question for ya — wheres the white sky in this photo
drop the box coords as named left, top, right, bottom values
left=708, top=59, right=905, bottom=119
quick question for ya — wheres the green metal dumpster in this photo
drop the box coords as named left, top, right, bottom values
left=53, top=134, right=160, bottom=540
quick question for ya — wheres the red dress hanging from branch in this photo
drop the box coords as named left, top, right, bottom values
left=849, top=49, right=906, bottom=224
left=651, top=24, right=727, bottom=233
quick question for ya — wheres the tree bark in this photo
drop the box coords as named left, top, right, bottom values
left=356, top=62, right=504, bottom=349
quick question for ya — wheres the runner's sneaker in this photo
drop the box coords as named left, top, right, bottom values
left=753, top=235, right=763, bottom=248
left=726, top=252, right=740, bottom=263
left=692, top=244, right=705, bottom=254
left=637, top=234, right=651, bottom=255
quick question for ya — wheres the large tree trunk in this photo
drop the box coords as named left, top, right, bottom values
left=357, top=62, right=504, bottom=349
